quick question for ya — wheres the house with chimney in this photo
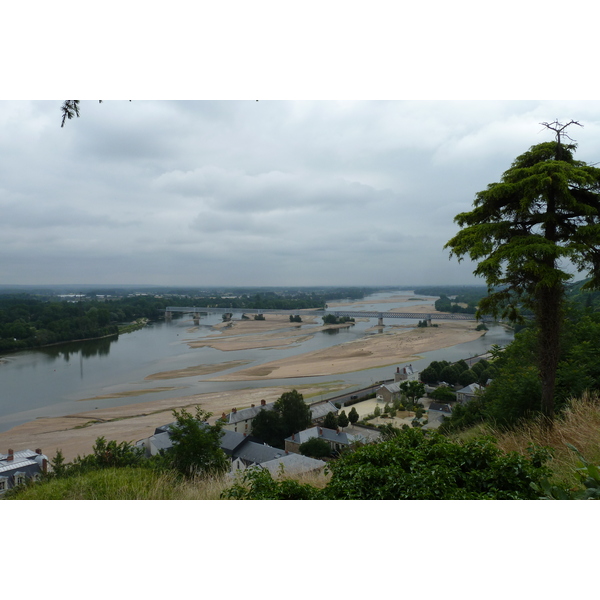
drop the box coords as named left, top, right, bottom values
left=221, top=399, right=276, bottom=434
left=376, top=364, right=421, bottom=403
left=284, top=426, right=364, bottom=455
left=0, top=448, right=49, bottom=495
left=394, top=364, right=419, bottom=382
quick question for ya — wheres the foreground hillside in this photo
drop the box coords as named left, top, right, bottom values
left=7, top=395, right=600, bottom=500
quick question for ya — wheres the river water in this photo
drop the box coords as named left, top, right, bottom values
left=0, top=291, right=513, bottom=432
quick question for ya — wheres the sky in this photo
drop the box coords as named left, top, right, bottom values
left=3, top=2, right=600, bottom=290
left=3, top=100, right=600, bottom=288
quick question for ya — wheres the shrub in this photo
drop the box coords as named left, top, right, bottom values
left=299, top=437, right=331, bottom=459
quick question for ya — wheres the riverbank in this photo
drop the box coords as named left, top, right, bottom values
left=0, top=322, right=484, bottom=462
left=0, top=385, right=338, bottom=462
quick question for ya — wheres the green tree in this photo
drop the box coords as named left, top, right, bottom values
left=420, top=366, right=438, bottom=385
left=324, top=411, right=338, bottom=430
left=446, top=121, right=600, bottom=421
left=348, top=406, right=359, bottom=425
left=250, top=409, right=286, bottom=448
left=428, top=386, right=457, bottom=403
left=299, top=437, right=331, bottom=459
left=338, top=410, right=349, bottom=429
left=275, top=390, right=312, bottom=438
left=458, top=368, right=478, bottom=387
left=399, top=380, right=425, bottom=404
left=168, top=406, right=228, bottom=478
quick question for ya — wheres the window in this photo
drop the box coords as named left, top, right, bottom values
left=0, top=478, right=7, bottom=491
left=15, top=472, right=26, bottom=486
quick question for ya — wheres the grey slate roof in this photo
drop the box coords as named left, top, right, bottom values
left=456, top=383, right=483, bottom=395
left=226, top=402, right=276, bottom=425
left=285, top=426, right=363, bottom=446
left=0, top=449, right=47, bottom=492
left=378, top=382, right=403, bottom=394
left=257, top=453, right=326, bottom=476
left=309, top=401, right=339, bottom=421
left=234, top=441, right=285, bottom=465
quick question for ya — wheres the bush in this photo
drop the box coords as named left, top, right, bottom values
left=221, top=428, right=551, bottom=500
left=299, top=437, right=331, bottom=459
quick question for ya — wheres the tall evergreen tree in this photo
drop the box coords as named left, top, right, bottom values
left=446, top=121, right=600, bottom=421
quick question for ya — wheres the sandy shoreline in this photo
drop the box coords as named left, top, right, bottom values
left=0, top=385, right=344, bottom=462
left=0, top=295, right=484, bottom=462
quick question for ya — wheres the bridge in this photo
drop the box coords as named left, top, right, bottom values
left=163, top=306, right=491, bottom=325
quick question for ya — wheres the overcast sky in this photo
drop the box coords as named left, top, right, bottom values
left=2, top=100, right=600, bottom=288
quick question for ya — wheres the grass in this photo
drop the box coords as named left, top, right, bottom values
left=6, top=464, right=331, bottom=500
left=453, top=392, right=600, bottom=488
left=6, top=468, right=232, bottom=500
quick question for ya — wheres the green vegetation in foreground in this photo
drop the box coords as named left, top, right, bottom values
left=223, top=427, right=551, bottom=500
left=7, top=468, right=228, bottom=500
left=6, top=394, right=600, bottom=500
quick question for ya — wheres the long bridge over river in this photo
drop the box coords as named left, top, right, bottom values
left=164, top=306, right=491, bottom=326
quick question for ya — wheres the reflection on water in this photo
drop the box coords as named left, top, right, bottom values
left=0, top=291, right=514, bottom=432
left=39, top=337, right=114, bottom=361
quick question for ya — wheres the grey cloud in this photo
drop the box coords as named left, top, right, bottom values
left=2, top=100, right=599, bottom=286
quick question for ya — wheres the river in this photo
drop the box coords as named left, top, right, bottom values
left=0, top=291, right=514, bottom=432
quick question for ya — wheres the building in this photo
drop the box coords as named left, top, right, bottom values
left=424, top=402, right=453, bottom=430
left=394, top=364, right=419, bottom=382
left=456, top=383, right=483, bottom=404
left=0, top=448, right=48, bottom=495
left=376, top=381, right=403, bottom=404
left=256, top=453, right=326, bottom=477
left=309, top=400, right=339, bottom=424
left=221, top=399, right=276, bottom=434
left=284, top=426, right=364, bottom=455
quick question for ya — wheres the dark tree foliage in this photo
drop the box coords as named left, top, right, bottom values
left=338, top=410, right=349, bottom=429
left=275, top=390, right=312, bottom=438
left=168, top=407, right=228, bottom=478
left=420, top=366, right=439, bottom=385
left=299, top=437, right=331, bottom=459
left=428, top=386, right=457, bottom=403
left=251, top=390, right=312, bottom=448
left=250, top=409, right=286, bottom=448
left=323, top=411, right=338, bottom=430
left=348, top=406, right=359, bottom=425
left=446, top=122, right=600, bottom=421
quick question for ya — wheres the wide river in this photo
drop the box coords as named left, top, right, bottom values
left=0, top=291, right=513, bottom=432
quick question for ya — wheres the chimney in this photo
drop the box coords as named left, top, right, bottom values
left=36, top=448, right=42, bottom=455
left=7, top=448, right=14, bottom=461
left=337, top=427, right=340, bottom=434
left=42, top=458, right=48, bottom=474
left=396, top=367, right=400, bottom=373
left=285, top=450, right=289, bottom=455
left=222, top=412, right=227, bottom=419
left=261, top=399, right=266, bottom=406
left=232, top=407, right=237, bottom=413
left=319, top=427, right=323, bottom=436
left=292, top=433, right=295, bottom=441
left=251, top=404, right=255, bottom=408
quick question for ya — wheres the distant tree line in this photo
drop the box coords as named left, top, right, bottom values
left=0, top=295, right=171, bottom=352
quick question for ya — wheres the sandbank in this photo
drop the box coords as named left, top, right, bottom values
left=207, top=320, right=484, bottom=381
left=145, top=360, right=252, bottom=380
left=184, top=315, right=352, bottom=352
